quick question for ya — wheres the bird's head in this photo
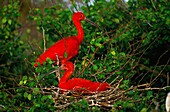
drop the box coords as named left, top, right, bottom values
left=72, top=12, right=85, bottom=21
left=72, top=12, right=99, bottom=28
left=61, top=61, right=74, bottom=71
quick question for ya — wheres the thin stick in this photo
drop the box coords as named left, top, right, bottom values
left=42, top=27, right=46, bottom=52
left=167, top=72, right=169, bottom=86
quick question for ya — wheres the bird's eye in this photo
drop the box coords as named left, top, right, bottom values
left=80, top=14, right=84, bottom=18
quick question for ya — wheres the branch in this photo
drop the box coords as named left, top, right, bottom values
left=42, top=27, right=46, bottom=52
left=139, top=64, right=167, bottom=78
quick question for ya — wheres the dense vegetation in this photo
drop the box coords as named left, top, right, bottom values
left=0, top=0, right=169, bottom=111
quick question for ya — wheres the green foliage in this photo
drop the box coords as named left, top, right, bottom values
left=66, top=99, right=89, bottom=112
left=0, top=1, right=24, bottom=78
left=1, top=73, right=55, bottom=111
left=34, top=59, right=58, bottom=86
left=29, top=5, right=73, bottom=48
left=0, top=1, right=31, bottom=98
left=1, top=0, right=169, bottom=111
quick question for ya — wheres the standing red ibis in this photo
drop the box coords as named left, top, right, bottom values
left=34, top=12, right=86, bottom=67
left=58, top=61, right=110, bottom=93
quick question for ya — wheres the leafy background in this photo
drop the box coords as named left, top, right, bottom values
left=0, top=0, right=170, bottom=111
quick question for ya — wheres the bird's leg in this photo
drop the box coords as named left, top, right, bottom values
left=55, top=54, right=60, bottom=66
left=54, top=54, right=61, bottom=81
left=52, top=54, right=60, bottom=66
left=55, top=67, right=60, bottom=81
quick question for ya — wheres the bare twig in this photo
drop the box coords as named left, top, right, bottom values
left=167, top=72, right=169, bottom=86
left=42, top=27, right=46, bottom=52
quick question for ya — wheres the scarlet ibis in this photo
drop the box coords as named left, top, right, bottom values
left=58, top=61, right=110, bottom=93
left=34, top=12, right=86, bottom=67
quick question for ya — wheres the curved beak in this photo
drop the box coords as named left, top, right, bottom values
left=85, top=18, right=101, bottom=29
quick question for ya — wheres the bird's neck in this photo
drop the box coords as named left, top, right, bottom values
left=59, top=70, right=73, bottom=84
left=73, top=20, right=84, bottom=44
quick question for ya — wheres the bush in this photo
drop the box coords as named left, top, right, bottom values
left=0, top=0, right=169, bottom=111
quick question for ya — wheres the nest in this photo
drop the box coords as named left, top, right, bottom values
left=37, top=64, right=170, bottom=111
left=42, top=80, right=121, bottom=110
left=41, top=78, right=153, bottom=110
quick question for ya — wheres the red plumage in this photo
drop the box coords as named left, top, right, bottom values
left=58, top=62, right=110, bottom=93
left=34, top=12, right=85, bottom=67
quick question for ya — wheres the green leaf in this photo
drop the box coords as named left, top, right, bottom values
left=120, top=52, right=126, bottom=56
left=2, top=18, right=7, bottom=23
left=128, top=91, right=134, bottom=95
left=93, top=65, right=98, bottom=71
left=29, top=77, right=34, bottom=80
left=24, top=92, right=28, bottom=98
left=113, top=18, right=120, bottom=23
left=95, top=43, right=102, bottom=47
left=35, top=103, right=40, bottom=107
left=23, top=80, right=27, bottom=84
left=41, top=95, right=47, bottom=101
left=111, top=51, right=116, bottom=56
left=33, top=88, right=39, bottom=94
left=140, top=108, right=147, bottom=112
left=91, top=46, right=95, bottom=52
left=64, top=52, right=68, bottom=58
left=46, top=58, right=53, bottom=64
left=22, top=76, right=27, bottom=80
left=19, top=81, right=23, bottom=85
left=47, top=95, right=52, bottom=99
left=8, top=19, right=12, bottom=25
left=28, top=94, right=31, bottom=100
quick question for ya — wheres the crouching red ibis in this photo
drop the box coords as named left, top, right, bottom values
left=58, top=61, right=110, bottom=93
